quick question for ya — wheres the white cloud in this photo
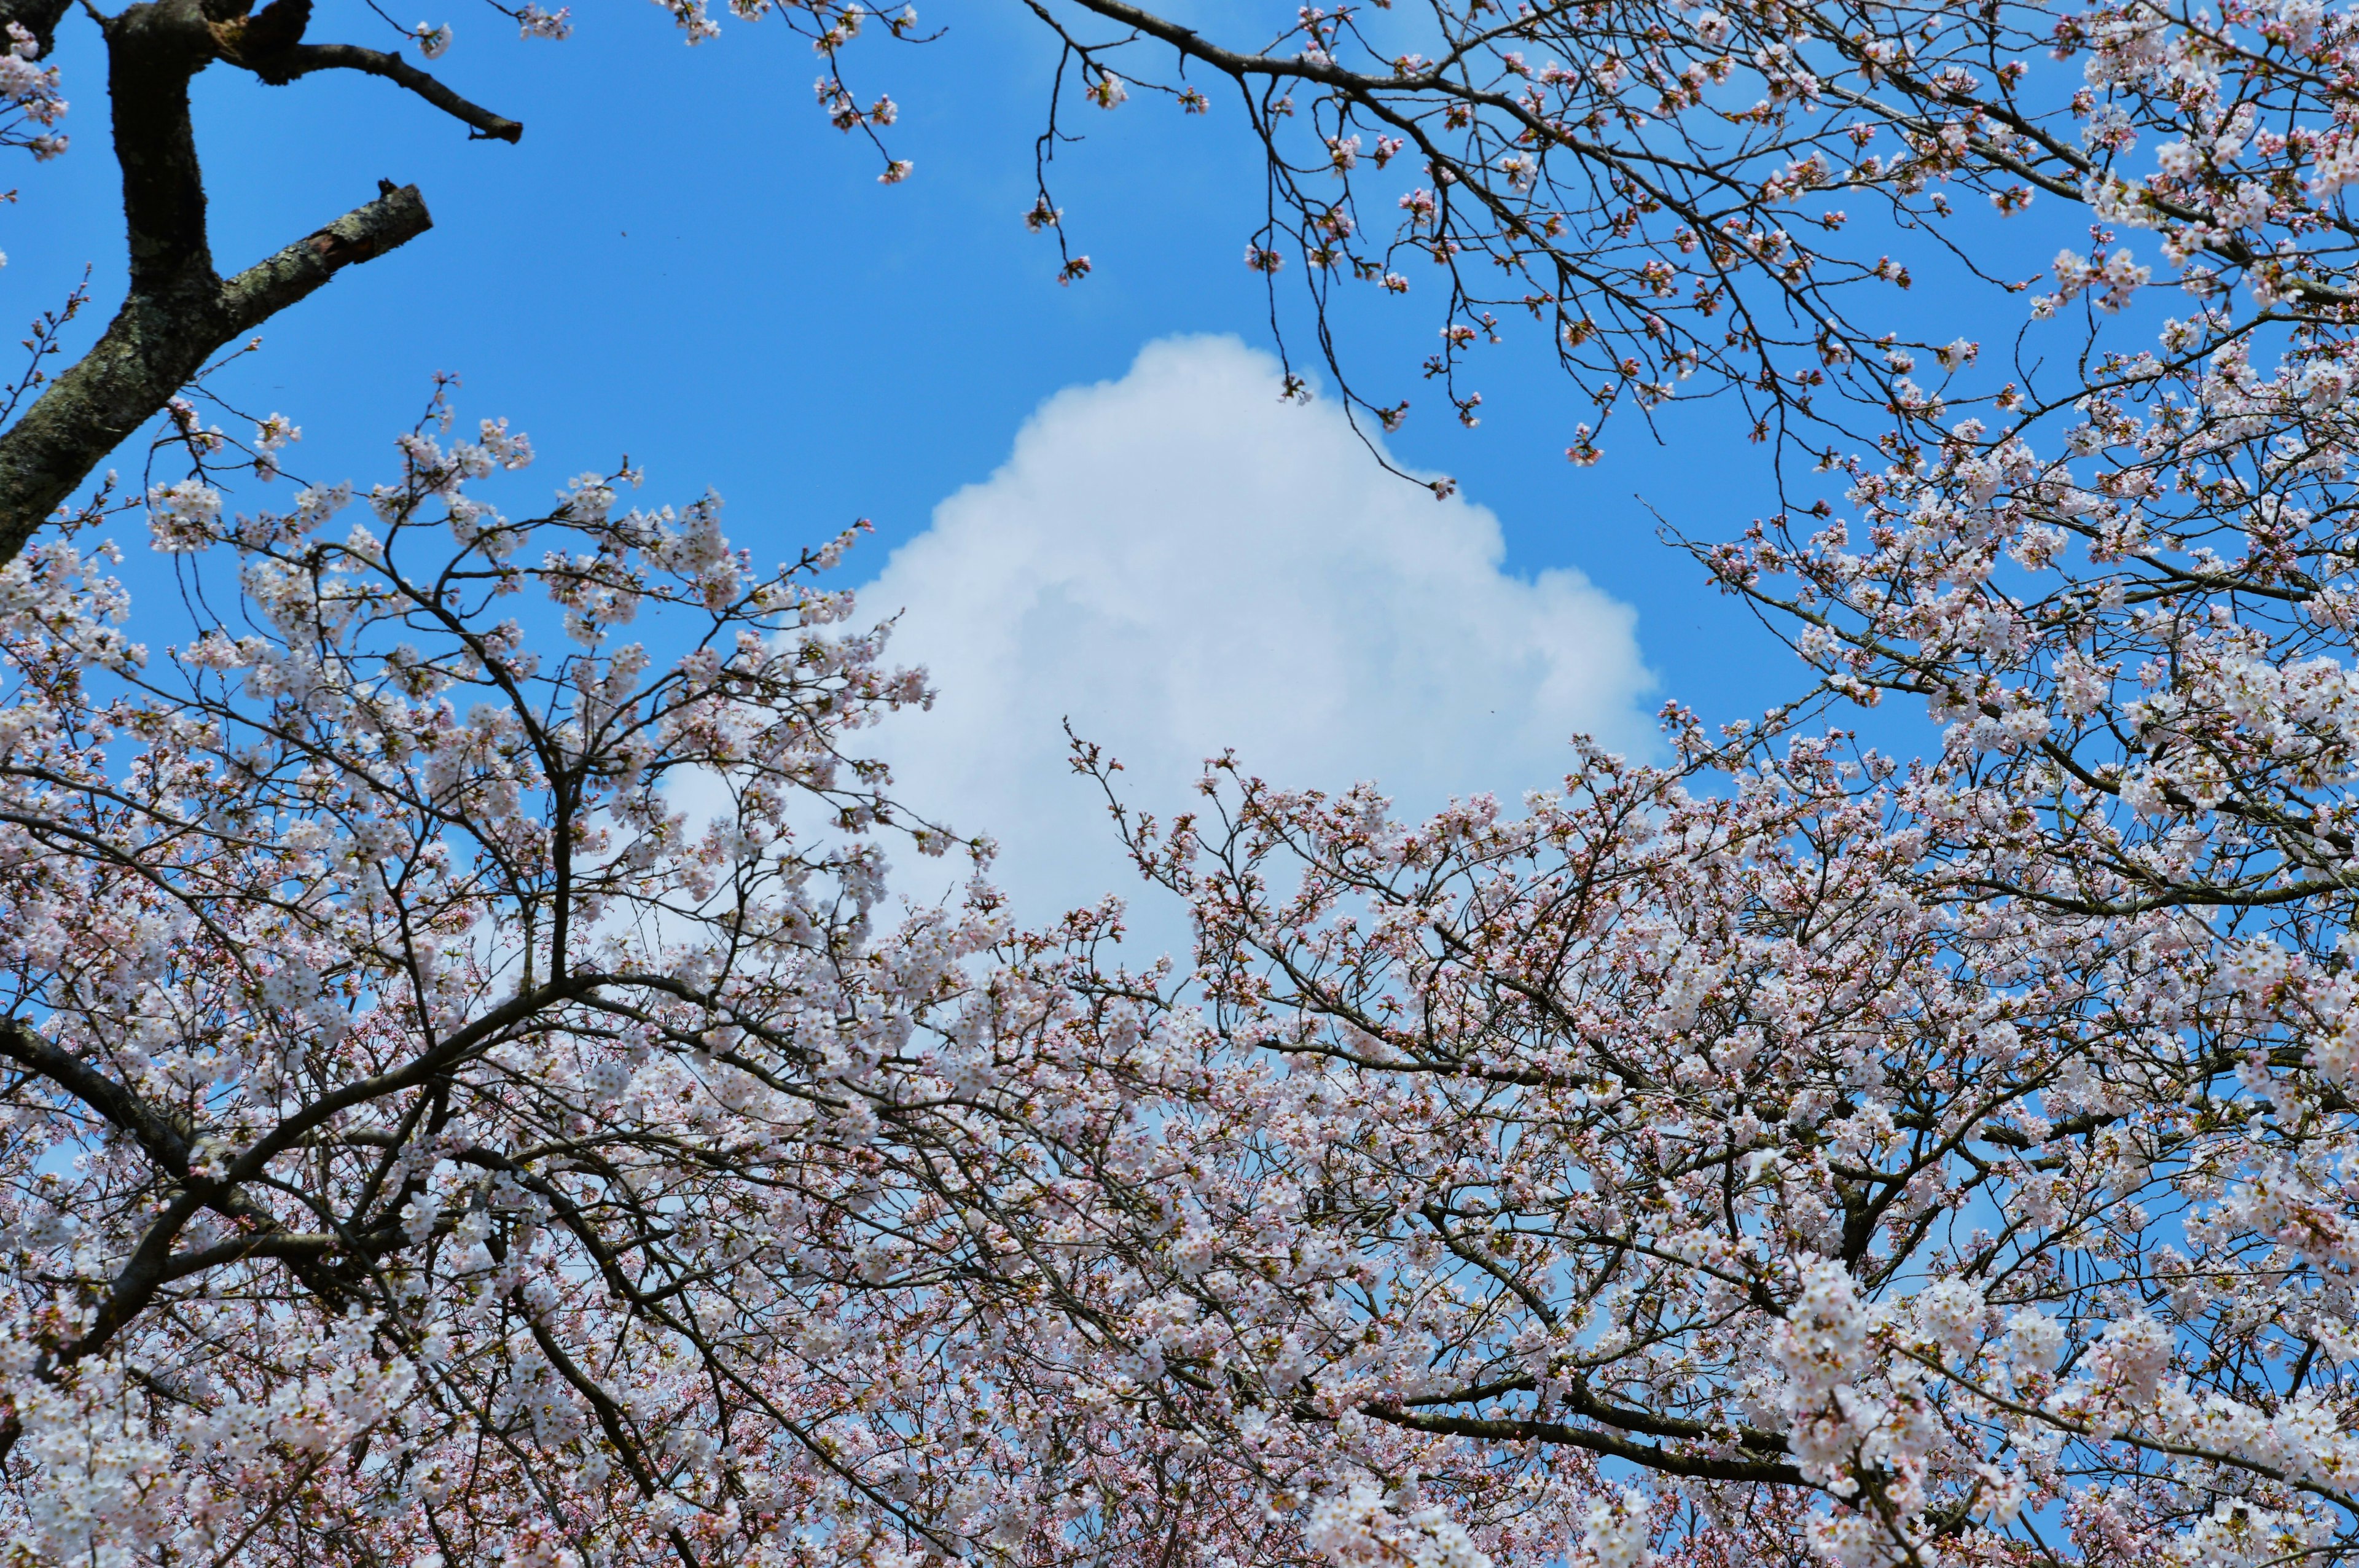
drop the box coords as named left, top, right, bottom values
left=852, top=335, right=1655, bottom=942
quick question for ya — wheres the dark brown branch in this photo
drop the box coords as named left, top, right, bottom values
left=157, top=1228, right=354, bottom=1281
left=0, top=1013, right=381, bottom=1464
left=254, top=42, right=523, bottom=142
left=0, top=1013, right=199, bottom=1174
left=0, top=1021, right=213, bottom=1464
left=106, top=0, right=219, bottom=300
left=1393, top=1368, right=1794, bottom=1451
left=1363, top=1402, right=1806, bottom=1485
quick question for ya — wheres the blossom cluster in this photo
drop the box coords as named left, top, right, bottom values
left=1, top=21, right=65, bottom=161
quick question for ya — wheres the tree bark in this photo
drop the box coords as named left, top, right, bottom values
left=0, top=183, right=433, bottom=560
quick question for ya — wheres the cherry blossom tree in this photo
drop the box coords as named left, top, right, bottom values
left=957, top=0, right=2359, bottom=1557
left=8, top=0, right=2359, bottom=1563
left=0, top=384, right=1350, bottom=1566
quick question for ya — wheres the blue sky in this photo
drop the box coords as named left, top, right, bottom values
left=13, top=0, right=1962, bottom=921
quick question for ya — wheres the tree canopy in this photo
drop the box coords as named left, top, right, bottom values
left=7, top=0, right=2359, bottom=1565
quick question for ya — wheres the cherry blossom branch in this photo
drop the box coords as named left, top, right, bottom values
left=1361, top=1402, right=1807, bottom=1485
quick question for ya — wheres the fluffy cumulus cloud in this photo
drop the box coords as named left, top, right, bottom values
left=853, top=335, right=1656, bottom=937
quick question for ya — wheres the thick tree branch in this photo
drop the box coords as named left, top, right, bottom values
left=0, top=181, right=429, bottom=561
left=156, top=1229, right=348, bottom=1281
left=219, top=180, right=434, bottom=330
left=1399, top=1371, right=1795, bottom=1456
left=0, top=1013, right=198, bottom=1173
left=107, top=0, right=217, bottom=300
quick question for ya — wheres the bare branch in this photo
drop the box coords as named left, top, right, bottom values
left=249, top=42, right=524, bottom=142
